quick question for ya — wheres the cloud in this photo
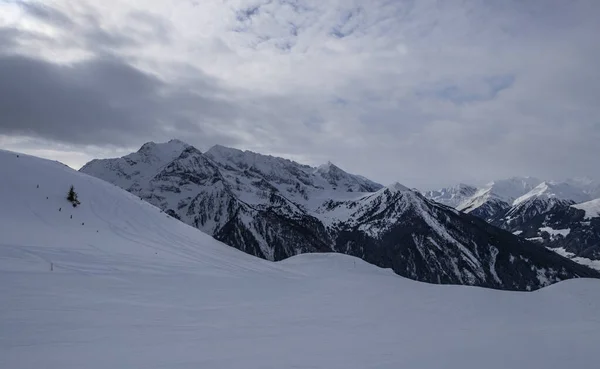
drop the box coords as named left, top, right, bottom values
left=0, top=51, right=250, bottom=148
left=0, top=0, right=599, bottom=188
left=16, top=1, right=74, bottom=27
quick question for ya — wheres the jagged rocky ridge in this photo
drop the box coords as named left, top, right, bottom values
left=81, top=140, right=599, bottom=290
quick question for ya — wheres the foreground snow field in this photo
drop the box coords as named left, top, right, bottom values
left=2, top=150, right=600, bottom=369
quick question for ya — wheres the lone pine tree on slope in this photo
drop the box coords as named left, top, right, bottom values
left=67, top=185, right=80, bottom=207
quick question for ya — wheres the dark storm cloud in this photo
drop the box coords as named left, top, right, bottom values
left=0, top=27, right=21, bottom=49
left=0, top=1, right=246, bottom=148
left=0, top=51, right=240, bottom=146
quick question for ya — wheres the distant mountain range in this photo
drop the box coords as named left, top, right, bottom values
left=79, top=140, right=599, bottom=290
left=424, top=177, right=600, bottom=269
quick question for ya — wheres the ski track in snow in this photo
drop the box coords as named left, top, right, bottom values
left=2, top=149, right=600, bottom=369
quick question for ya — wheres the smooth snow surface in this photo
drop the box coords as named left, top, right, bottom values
left=2, top=150, right=600, bottom=369
left=572, top=198, right=600, bottom=219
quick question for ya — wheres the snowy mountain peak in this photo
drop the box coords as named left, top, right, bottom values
left=79, top=140, right=192, bottom=190
left=204, top=145, right=383, bottom=193
left=423, top=183, right=477, bottom=208
left=385, top=182, right=411, bottom=193
left=314, top=161, right=343, bottom=176
left=167, top=138, right=188, bottom=145
left=483, top=176, right=543, bottom=203
left=452, top=183, right=477, bottom=192
left=423, top=175, right=600, bottom=268
left=313, top=161, right=382, bottom=192
left=451, top=177, right=543, bottom=219
left=313, top=161, right=338, bottom=175
left=316, top=161, right=335, bottom=170
left=130, top=140, right=192, bottom=170
left=137, top=139, right=190, bottom=157
left=429, top=175, right=598, bottom=222
left=513, top=181, right=590, bottom=206
left=205, top=145, right=313, bottom=176
left=205, top=144, right=244, bottom=158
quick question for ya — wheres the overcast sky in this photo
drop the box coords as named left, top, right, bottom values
left=0, top=0, right=598, bottom=189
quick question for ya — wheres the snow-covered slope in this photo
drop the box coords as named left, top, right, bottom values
left=80, top=142, right=598, bottom=290
left=513, top=181, right=590, bottom=206
left=573, top=198, right=600, bottom=220
left=0, top=149, right=277, bottom=275
left=498, top=205, right=600, bottom=269
left=3, top=149, right=600, bottom=369
left=422, top=183, right=477, bottom=208
left=455, top=177, right=542, bottom=220
left=204, top=145, right=383, bottom=204
left=456, top=188, right=511, bottom=221
left=484, top=184, right=599, bottom=266
left=439, top=177, right=594, bottom=222
left=486, top=196, right=600, bottom=268
left=484, top=177, right=543, bottom=202
left=80, top=139, right=190, bottom=190
left=497, top=182, right=590, bottom=231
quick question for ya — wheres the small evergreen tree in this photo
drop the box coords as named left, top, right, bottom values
left=67, top=185, right=80, bottom=206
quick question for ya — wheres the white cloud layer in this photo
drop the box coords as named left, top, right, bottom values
left=0, top=0, right=599, bottom=188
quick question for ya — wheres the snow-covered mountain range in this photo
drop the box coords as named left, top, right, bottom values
left=80, top=140, right=598, bottom=290
left=429, top=177, right=599, bottom=215
left=423, top=184, right=477, bottom=208
left=452, top=177, right=544, bottom=221
left=425, top=178, right=600, bottom=268
left=4, top=148, right=600, bottom=368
